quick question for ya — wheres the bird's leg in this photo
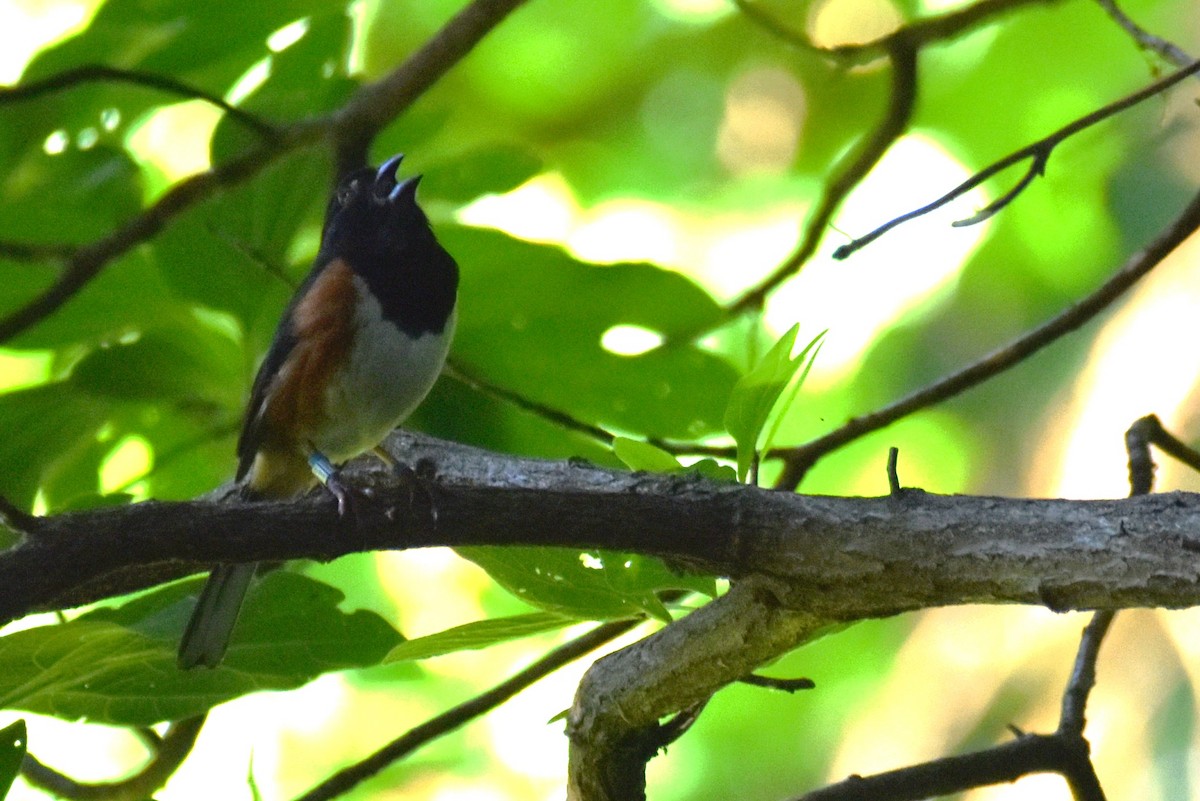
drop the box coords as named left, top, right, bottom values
left=307, top=448, right=353, bottom=517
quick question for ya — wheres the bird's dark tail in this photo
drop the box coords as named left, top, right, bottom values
left=177, top=562, right=257, bottom=670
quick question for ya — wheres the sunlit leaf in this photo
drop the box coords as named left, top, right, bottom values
left=724, top=325, right=824, bottom=482
left=459, top=547, right=715, bottom=623
left=384, top=612, right=579, bottom=663
left=0, top=572, right=400, bottom=725
left=447, top=226, right=737, bottom=440
left=612, top=437, right=682, bottom=473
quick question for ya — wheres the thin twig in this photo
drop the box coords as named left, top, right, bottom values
left=0, top=128, right=320, bottom=344
left=834, top=57, right=1200, bottom=258
left=794, top=733, right=1082, bottom=801
left=1058, top=612, right=1115, bottom=738
left=1094, top=0, right=1193, bottom=67
left=775, top=181, right=1200, bottom=490
left=443, top=361, right=616, bottom=445
left=0, top=240, right=76, bottom=261
left=21, top=716, right=204, bottom=801
left=1, top=66, right=278, bottom=139
left=292, top=617, right=640, bottom=801
left=723, top=39, right=919, bottom=318
left=795, top=611, right=1115, bottom=800
left=1125, top=414, right=1200, bottom=496
left=729, top=0, right=821, bottom=52
left=737, top=674, right=816, bottom=693
left=886, top=447, right=901, bottom=495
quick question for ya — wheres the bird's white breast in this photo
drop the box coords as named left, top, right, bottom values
left=314, top=276, right=454, bottom=462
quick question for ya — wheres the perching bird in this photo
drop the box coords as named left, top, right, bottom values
left=178, top=154, right=459, bottom=669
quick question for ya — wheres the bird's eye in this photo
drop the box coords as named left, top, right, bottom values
left=335, top=180, right=360, bottom=207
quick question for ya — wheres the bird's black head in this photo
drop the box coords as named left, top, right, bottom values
left=317, top=154, right=459, bottom=336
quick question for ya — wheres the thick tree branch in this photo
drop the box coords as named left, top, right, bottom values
left=3, top=431, right=1200, bottom=628
left=567, top=577, right=828, bottom=801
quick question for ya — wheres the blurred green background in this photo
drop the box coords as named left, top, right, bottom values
left=0, top=0, right=1199, bottom=798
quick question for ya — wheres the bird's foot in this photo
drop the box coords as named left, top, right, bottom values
left=373, top=446, right=439, bottom=524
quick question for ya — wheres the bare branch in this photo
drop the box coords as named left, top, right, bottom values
left=444, top=361, right=616, bottom=445
left=1094, top=0, right=1193, bottom=67
left=568, top=577, right=829, bottom=801
left=833, top=57, right=1200, bottom=259
left=330, top=0, right=532, bottom=172
left=0, top=65, right=279, bottom=140
left=294, top=616, right=638, bottom=801
left=21, top=716, right=204, bottom=801
left=1058, top=612, right=1114, bottom=738
left=794, top=733, right=1088, bottom=801
left=775, top=181, right=1200, bottom=489
left=723, top=40, right=918, bottom=317
left=1126, top=414, right=1200, bottom=496
left=0, top=240, right=76, bottom=261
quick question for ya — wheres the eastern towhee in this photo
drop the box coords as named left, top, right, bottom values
left=178, top=154, right=459, bottom=669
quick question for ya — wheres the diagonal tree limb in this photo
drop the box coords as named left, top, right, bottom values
left=0, top=0, right=531, bottom=346
left=567, top=577, right=829, bottom=801
left=833, top=56, right=1200, bottom=258
left=722, top=39, right=918, bottom=318
left=294, top=616, right=639, bottom=801
left=20, top=716, right=205, bottom=801
left=0, top=65, right=278, bottom=140
left=1094, top=0, right=1193, bottom=67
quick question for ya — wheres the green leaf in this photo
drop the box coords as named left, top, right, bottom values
left=0, top=572, right=401, bottom=726
left=152, top=148, right=329, bottom=327
left=68, top=324, right=242, bottom=406
left=0, top=383, right=108, bottom=510
left=384, top=612, right=578, bottom=664
left=446, top=226, right=738, bottom=440
left=0, top=720, right=24, bottom=801
left=459, top=547, right=715, bottom=622
left=724, top=325, right=825, bottom=482
left=687, top=458, right=739, bottom=483
left=421, top=144, right=543, bottom=204
left=612, top=437, right=682, bottom=473
left=0, top=146, right=142, bottom=247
